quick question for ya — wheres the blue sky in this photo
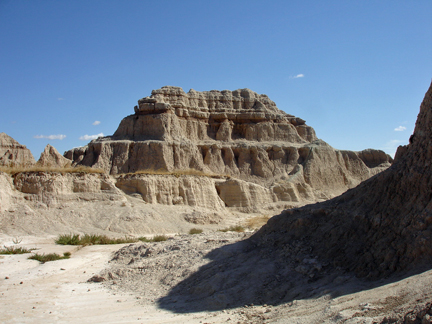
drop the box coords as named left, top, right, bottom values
left=1, top=0, right=431, bottom=159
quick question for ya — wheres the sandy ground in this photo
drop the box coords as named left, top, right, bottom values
left=0, top=236, right=231, bottom=324
left=1, top=234, right=431, bottom=324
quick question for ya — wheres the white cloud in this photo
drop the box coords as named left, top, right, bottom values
left=33, top=134, right=66, bottom=140
left=290, top=74, right=304, bottom=79
left=79, top=133, right=104, bottom=141
left=57, top=98, right=64, bottom=101
left=394, top=126, right=406, bottom=131
left=92, top=120, right=101, bottom=126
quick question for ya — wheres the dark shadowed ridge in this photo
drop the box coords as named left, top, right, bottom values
left=157, top=81, right=432, bottom=313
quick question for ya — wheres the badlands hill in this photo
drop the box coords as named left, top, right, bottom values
left=100, top=82, right=432, bottom=323
left=0, top=86, right=392, bottom=235
left=65, top=86, right=391, bottom=213
left=0, top=132, right=35, bottom=167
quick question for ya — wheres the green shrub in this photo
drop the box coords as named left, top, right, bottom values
left=55, top=234, right=138, bottom=246
left=28, top=252, right=71, bottom=263
left=0, top=246, right=35, bottom=254
left=151, top=235, right=169, bottom=242
left=55, top=234, right=81, bottom=245
left=189, top=228, right=203, bottom=235
left=218, top=225, right=245, bottom=233
left=138, top=235, right=169, bottom=242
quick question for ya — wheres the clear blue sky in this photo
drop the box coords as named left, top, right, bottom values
left=1, top=0, right=431, bottom=159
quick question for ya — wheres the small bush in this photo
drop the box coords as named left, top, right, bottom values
left=138, top=235, right=168, bottom=242
left=189, top=228, right=203, bottom=235
left=0, top=246, right=35, bottom=254
left=151, top=235, right=169, bottom=242
left=12, top=237, right=22, bottom=244
left=56, top=234, right=81, bottom=245
left=55, top=234, right=137, bottom=246
left=29, top=252, right=71, bottom=263
left=218, top=225, right=245, bottom=233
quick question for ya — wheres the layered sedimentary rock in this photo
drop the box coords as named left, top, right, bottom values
left=115, top=173, right=225, bottom=211
left=36, top=144, right=72, bottom=168
left=0, top=133, right=35, bottom=167
left=66, top=86, right=392, bottom=209
left=13, top=172, right=123, bottom=206
left=256, top=81, right=432, bottom=278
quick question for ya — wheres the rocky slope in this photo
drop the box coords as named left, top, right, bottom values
left=36, top=144, right=72, bottom=168
left=66, top=86, right=392, bottom=210
left=0, top=132, right=35, bottom=167
left=254, top=80, right=432, bottom=279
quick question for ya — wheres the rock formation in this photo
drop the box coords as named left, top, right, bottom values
left=66, top=86, right=392, bottom=210
left=0, top=132, right=35, bottom=167
left=36, top=144, right=72, bottom=168
left=255, top=80, right=432, bottom=278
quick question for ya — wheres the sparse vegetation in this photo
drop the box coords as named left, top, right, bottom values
left=149, top=235, right=169, bottom=242
left=245, top=214, right=271, bottom=229
left=55, top=234, right=137, bottom=246
left=218, top=225, right=245, bottom=233
left=12, top=237, right=22, bottom=244
left=0, top=165, right=105, bottom=176
left=28, top=252, right=71, bottom=263
left=189, top=228, right=203, bottom=235
left=0, top=246, right=35, bottom=254
left=138, top=235, right=169, bottom=242
left=56, top=233, right=170, bottom=245
left=120, top=168, right=231, bottom=179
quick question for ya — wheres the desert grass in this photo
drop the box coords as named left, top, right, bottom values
left=218, top=225, right=245, bottom=233
left=0, top=165, right=105, bottom=176
left=56, top=234, right=137, bottom=246
left=28, top=252, right=71, bottom=263
left=0, top=246, right=35, bottom=254
left=139, top=235, right=169, bottom=242
left=244, top=214, right=271, bottom=229
left=188, top=228, right=203, bottom=235
left=120, top=168, right=231, bottom=179
left=56, top=233, right=169, bottom=245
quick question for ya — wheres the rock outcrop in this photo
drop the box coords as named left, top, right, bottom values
left=66, top=86, right=391, bottom=210
left=0, top=133, right=35, bottom=167
left=0, top=172, right=14, bottom=211
left=65, top=86, right=392, bottom=206
left=36, top=144, right=72, bottom=168
left=255, top=80, right=432, bottom=278
left=115, top=173, right=225, bottom=211
left=13, top=172, right=123, bottom=206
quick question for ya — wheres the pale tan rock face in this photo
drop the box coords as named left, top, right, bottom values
left=115, top=174, right=225, bottom=211
left=0, top=133, right=35, bottom=167
left=36, top=144, right=72, bottom=168
left=13, top=172, right=123, bottom=206
left=66, top=86, right=392, bottom=210
left=0, top=172, right=14, bottom=211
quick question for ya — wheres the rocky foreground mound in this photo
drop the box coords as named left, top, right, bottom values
left=66, top=86, right=391, bottom=210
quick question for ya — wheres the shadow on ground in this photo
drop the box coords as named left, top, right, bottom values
left=156, top=232, right=428, bottom=313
